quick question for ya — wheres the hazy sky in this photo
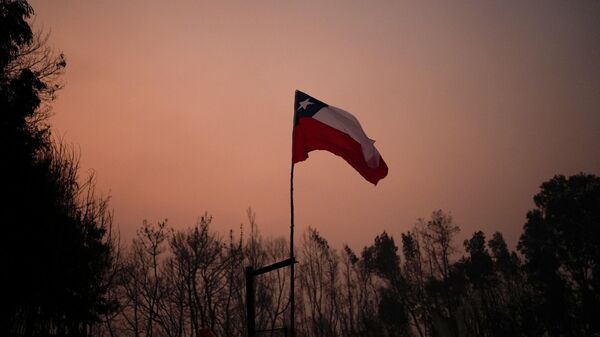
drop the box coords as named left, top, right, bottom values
left=30, top=1, right=600, bottom=251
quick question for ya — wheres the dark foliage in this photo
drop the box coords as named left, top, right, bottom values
left=1, top=1, right=115, bottom=336
left=519, top=173, right=600, bottom=337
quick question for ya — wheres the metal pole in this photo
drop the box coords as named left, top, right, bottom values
left=245, top=266, right=255, bottom=337
left=289, top=162, right=295, bottom=337
left=253, top=258, right=295, bottom=276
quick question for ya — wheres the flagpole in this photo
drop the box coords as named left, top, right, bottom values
left=290, top=91, right=297, bottom=337
left=289, top=158, right=296, bottom=337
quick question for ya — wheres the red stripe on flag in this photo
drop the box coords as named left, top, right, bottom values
left=293, top=117, right=388, bottom=185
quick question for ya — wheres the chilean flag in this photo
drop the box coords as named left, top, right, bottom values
left=292, top=90, right=388, bottom=185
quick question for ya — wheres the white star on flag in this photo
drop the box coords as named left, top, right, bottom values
left=298, top=98, right=313, bottom=111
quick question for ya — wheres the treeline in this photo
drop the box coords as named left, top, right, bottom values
left=92, top=178, right=599, bottom=337
left=3, top=1, right=600, bottom=336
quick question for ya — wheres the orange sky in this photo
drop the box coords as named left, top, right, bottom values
left=29, top=1, right=600, bottom=251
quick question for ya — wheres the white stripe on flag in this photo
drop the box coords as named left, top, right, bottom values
left=312, top=106, right=381, bottom=168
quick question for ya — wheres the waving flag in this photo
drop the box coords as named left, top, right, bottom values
left=292, top=90, right=388, bottom=185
